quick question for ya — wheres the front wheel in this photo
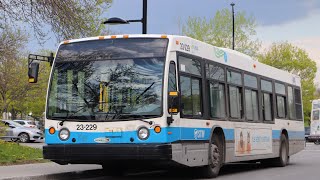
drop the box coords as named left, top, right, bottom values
left=19, top=133, right=30, bottom=143
left=200, top=135, right=223, bottom=178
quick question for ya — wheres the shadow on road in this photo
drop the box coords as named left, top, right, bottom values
left=10, top=162, right=280, bottom=180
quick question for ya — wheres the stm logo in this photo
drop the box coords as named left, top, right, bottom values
left=194, top=129, right=205, bottom=139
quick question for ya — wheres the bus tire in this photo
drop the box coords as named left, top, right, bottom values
left=275, top=134, right=289, bottom=167
left=200, top=134, right=223, bottom=178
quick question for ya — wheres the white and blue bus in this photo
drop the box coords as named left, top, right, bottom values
left=309, top=99, right=320, bottom=144
left=30, top=34, right=305, bottom=177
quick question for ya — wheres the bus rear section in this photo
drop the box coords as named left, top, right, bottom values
left=309, top=99, right=320, bottom=144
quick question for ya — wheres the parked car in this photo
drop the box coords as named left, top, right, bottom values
left=0, top=123, right=19, bottom=142
left=1, top=120, right=44, bottom=143
left=305, top=127, right=311, bottom=142
left=13, top=120, right=37, bottom=128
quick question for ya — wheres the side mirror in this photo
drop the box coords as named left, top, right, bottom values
left=167, top=91, right=180, bottom=125
left=28, top=62, right=39, bottom=83
left=9, top=125, right=15, bottom=128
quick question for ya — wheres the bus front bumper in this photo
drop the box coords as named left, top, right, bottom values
left=43, top=144, right=172, bottom=164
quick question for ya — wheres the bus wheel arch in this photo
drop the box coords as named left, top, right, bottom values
left=200, top=126, right=226, bottom=178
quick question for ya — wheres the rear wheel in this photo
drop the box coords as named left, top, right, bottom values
left=200, top=134, right=223, bottom=178
left=275, top=134, right=289, bottom=167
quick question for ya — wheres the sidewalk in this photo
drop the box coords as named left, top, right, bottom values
left=0, top=162, right=101, bottom=179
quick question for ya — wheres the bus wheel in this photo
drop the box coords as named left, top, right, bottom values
left=200, top=135, right=223, bottom=178
left=275, top=134, right=289, bottom=167
left=314, top=140, right=320, bottom=145
left=102, top=163, right=126, bottom=176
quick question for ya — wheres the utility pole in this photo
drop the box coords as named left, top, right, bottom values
left=231, top=2, right=235, bottom=50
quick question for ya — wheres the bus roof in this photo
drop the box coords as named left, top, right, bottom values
left=59, top=34, right=301, bottom=87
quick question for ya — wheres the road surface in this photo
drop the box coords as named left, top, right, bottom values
left=2, top=143, right=319, bottom=180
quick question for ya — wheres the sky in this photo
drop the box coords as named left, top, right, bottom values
left=28, top=0, right=320, bottom=86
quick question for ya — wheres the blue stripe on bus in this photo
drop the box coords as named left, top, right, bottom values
left=45, top=127, right=304, bottom=144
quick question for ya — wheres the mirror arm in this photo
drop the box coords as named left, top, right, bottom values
left=28, top=53, right=54, bottom=67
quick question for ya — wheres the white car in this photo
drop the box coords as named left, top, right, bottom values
left=13, top=120, right=37, bottom=128
left=1, top=120, right=44, bottom=143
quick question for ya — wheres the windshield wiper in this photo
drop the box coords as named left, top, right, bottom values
left=114, top=114, right=155, bottom=125
left=59, top=104, right=91, bottom=126
left=135, top=82, right=155, bottom=102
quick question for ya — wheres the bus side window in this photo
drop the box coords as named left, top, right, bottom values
left=288, top=86, right=296, bottom=120
left=168, top=61, right=177, bottom=113
left=178, top=56, right=202, bottom=117
left=294, top=88, right=303, bottom=120
left=227, top=70, right=243, bottom=119
left=168, top=61, right=177, bottom=92
left=244, top=74, right=259, bottom=121
left=275, top=82, right=286, bottom=118
left=261, top=79, right=273, bottom=121
left=206, top=63, right=226, bottom=119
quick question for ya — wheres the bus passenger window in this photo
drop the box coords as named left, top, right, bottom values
left=180, top=76, right=201, bottom=116
left=227, top=70, right=243, bottom=119
left=229, top=86, right=242, bottom=118
left=245, top=89, right=258, bottom=121
left=275, top=83, right=286, bottom=118
left=261, top=79, right=273, bottom=121
left=294, top=88, right=303, bottom=120
left=209, top=82, right=225, bottom=118
left=244, top=74, right=258, bottom=121
left=277, top=96, right=286, bottom=118
left=288, top=86, right=296, bottom=119
left=263, top=93, right=272, bottom=121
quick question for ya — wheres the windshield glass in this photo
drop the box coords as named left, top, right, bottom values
left=47, top=38, right=168, bottom=121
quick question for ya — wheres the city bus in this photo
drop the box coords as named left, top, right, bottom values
left=309, top=99, right=320, bottom=144
left=29, top=34, right=305, bottom=178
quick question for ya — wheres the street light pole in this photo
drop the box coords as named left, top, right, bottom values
left=142, top=0, right=147, bottom=34
left=103, top=0, right=147, bottom=34
left=231, top=2, right=235, bottom=50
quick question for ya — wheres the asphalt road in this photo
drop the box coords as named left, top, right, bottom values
left=4, top=143, right=320, bottom=180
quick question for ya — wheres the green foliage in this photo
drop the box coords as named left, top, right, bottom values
left=0, top=122, right=5, bottom=137
left=258, top=42, right=317, bottom=125
left=0, top=0, right=112, bottom=42
left=183, top=8, right=261, bottom=57
left=0, top=28, right=50, bottom=120
left=0, top=141, right=44, bottom=165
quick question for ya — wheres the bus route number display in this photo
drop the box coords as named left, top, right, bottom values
left=76, top=124, right=97, bottom=130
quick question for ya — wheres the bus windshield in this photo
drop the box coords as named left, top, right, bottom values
left=47, top=38, right=168, bottom=121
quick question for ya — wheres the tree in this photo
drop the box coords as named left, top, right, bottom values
left=0, top=0, right=112, bottom=42
left=0, top=27, right=28, bottom=119
left=183, top=8, right=261, bottom=57
left=258, top=42, right=317, bottom=125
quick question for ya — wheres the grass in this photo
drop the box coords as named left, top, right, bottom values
left=0, top=140, right=48, bottom=165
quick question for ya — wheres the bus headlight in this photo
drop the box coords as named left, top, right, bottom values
left=59, top=128, right=70, bottom=141
left=137, top=127, right=149, bottom=140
